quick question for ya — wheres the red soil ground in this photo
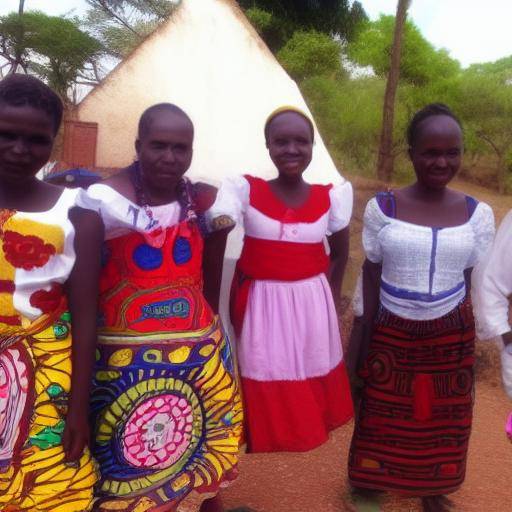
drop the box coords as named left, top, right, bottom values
left=200, top=177, right=512, bottom=512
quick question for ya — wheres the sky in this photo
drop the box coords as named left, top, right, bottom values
left=1, top=0, right=86, bottom=18
left=362, top=0, right=512, bottom=67
left=2, top=0, right=512, bottom=68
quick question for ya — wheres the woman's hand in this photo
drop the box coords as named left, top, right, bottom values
left=327, top=227, right=350, bottom=304
left=65, top=208, right=103, bottom=462
left=63, top=405, right=90, bottom=462
left=502, top=330, right=512, bottom=346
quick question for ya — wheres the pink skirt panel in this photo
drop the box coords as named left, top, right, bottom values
left=238, top=273, right=344, bottom=381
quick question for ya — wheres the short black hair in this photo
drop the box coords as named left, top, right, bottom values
left=138, top=103, right=193, bottom=138
left=407, top=103, right=462, bottom=148
left=0, top=74, right=63, bottom=135
left=264, top=110, right=315, bottom=144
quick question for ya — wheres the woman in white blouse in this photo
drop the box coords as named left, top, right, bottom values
left=348, top=104, right=495, bottom=512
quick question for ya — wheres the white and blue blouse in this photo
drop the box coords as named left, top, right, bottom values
left=363, top=192, right=495, bottom=320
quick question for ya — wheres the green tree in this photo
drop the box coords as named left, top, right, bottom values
left=466, top=56, right=512, bottom=82
left=395, top=64, right=512, bottom=193
left=277, top=31, right=343, bottom=81
left=244, top=7, right=293, bottom=52
left=239, top=0, right=367, bottom=52
left=84, top=0, right=177, bottom=58
left=0, top=11, right=103, bottom=102
left=348, top=15, right=460, bottom=86
left=302, top=76, right=396, bottom=173
left=455, top=70, right=512, bottom=193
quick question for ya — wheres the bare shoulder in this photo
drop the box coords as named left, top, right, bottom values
left=194, top=181, right=218, bottom=211
left=194, top=181, right=218, bottom=195
left=69, top=208, right=104, bottom=247
left=102, top=168, right=136, bottom=202
left=41, top=180, right=64, bottom=194
left=39, top=180, right=65, bottom=206
left=446, top=187, right=467, bottom=202
left=393, top=185, right=411, bottom=199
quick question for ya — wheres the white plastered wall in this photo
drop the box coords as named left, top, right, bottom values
left=78, top=0, right=344, bottom=188
left=77, top=0, right=348, bottom=331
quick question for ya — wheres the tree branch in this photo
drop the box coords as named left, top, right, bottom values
left=93, top=0, right=143, bottom=37
left=81, top=59, right=103, bottom=82
left=476, top=130, right=502, bottom=158
left=144, top=0, right=172, bottom=19
left=76, top=79, right=101, bottom=86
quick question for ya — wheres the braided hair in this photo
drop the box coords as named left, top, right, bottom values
left=407, top=103, right=462, bottom=148
left=176, top=178, right=209, bottom=236
left=0, top=74, right=63, bottom=135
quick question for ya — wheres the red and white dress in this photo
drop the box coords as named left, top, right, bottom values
left=209, top=175, right=354, bottom=453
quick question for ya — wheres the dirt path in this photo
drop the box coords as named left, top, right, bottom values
left=221, top=380, right=511, bottom=512
left=219, top=177, right=512, bottom=512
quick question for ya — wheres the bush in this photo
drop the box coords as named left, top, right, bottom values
left=301, top=75, right=419, bottom=177
left=244, top=7, right=292, bottom=51
left=277, top=31, right=343, bottom=82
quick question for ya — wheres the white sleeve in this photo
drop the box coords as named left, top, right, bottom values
left=327, top=181, right=353, bottom=234
left=362, top=198, right=385, bottom=263
left=206, top=175, right=249, bottom=229
left=468, top=202, right=495, bottom=267
left=472, top=209, right=512, bottom=340
left=74, top=185, right=103, bottom=212
left=76, top=183, right=149, bottom=236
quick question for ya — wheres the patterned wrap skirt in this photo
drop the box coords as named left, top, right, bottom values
left=0, top=310, right=98, bottom=511
left=348, top=299, right=475, bottom=496
left=90, top=316, right=243, bottom=512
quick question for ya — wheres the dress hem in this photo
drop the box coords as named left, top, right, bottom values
left=242, top=361, right=354, bottom=453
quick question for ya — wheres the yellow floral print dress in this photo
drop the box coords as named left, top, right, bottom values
left=0, top=188, right=98, bottom=511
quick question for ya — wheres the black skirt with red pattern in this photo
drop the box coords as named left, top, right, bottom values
left=348, top=299, right=475, bottom=496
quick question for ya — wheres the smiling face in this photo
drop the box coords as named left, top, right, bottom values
left=266, top=111, right=313, bottom=180
left=409, top=115, right=463, bottom=190
left=0, top=103, right=55, bottom=187
left=135, top=110, right=194, bottom=193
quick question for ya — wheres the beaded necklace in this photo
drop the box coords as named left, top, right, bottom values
left=130, top=162, right=204, bottom=247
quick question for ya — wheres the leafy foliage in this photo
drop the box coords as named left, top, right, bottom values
left=243, top=4, right=512, bottom=191
left=277, top=31, right=343, bottom=81
left=239, top=0, right=367, bottom=51
left=455, top=70, right=512, bottom=193
left=302, top=50, right=512, bottom=192
left=84, top=0, right=177, bottom=58
left=244, top=7, right=293, bottom=52
left=347, top=15, right=460, bottom=85
left=466, top=55, right=512, bottom=81
left=0, top=11, right=103, bottom=102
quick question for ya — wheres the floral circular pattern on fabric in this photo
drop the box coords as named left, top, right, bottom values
left=123, top=394, right=194, bottom=469
left=2, top=231, right=56, bottom=270
left=0, top=346, right=30, bottom=467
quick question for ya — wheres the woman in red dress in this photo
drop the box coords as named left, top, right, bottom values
left=209, top=107, right=354, bottom=453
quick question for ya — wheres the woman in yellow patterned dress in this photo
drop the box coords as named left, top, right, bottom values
left=0, top=74, right=102, bottom=511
